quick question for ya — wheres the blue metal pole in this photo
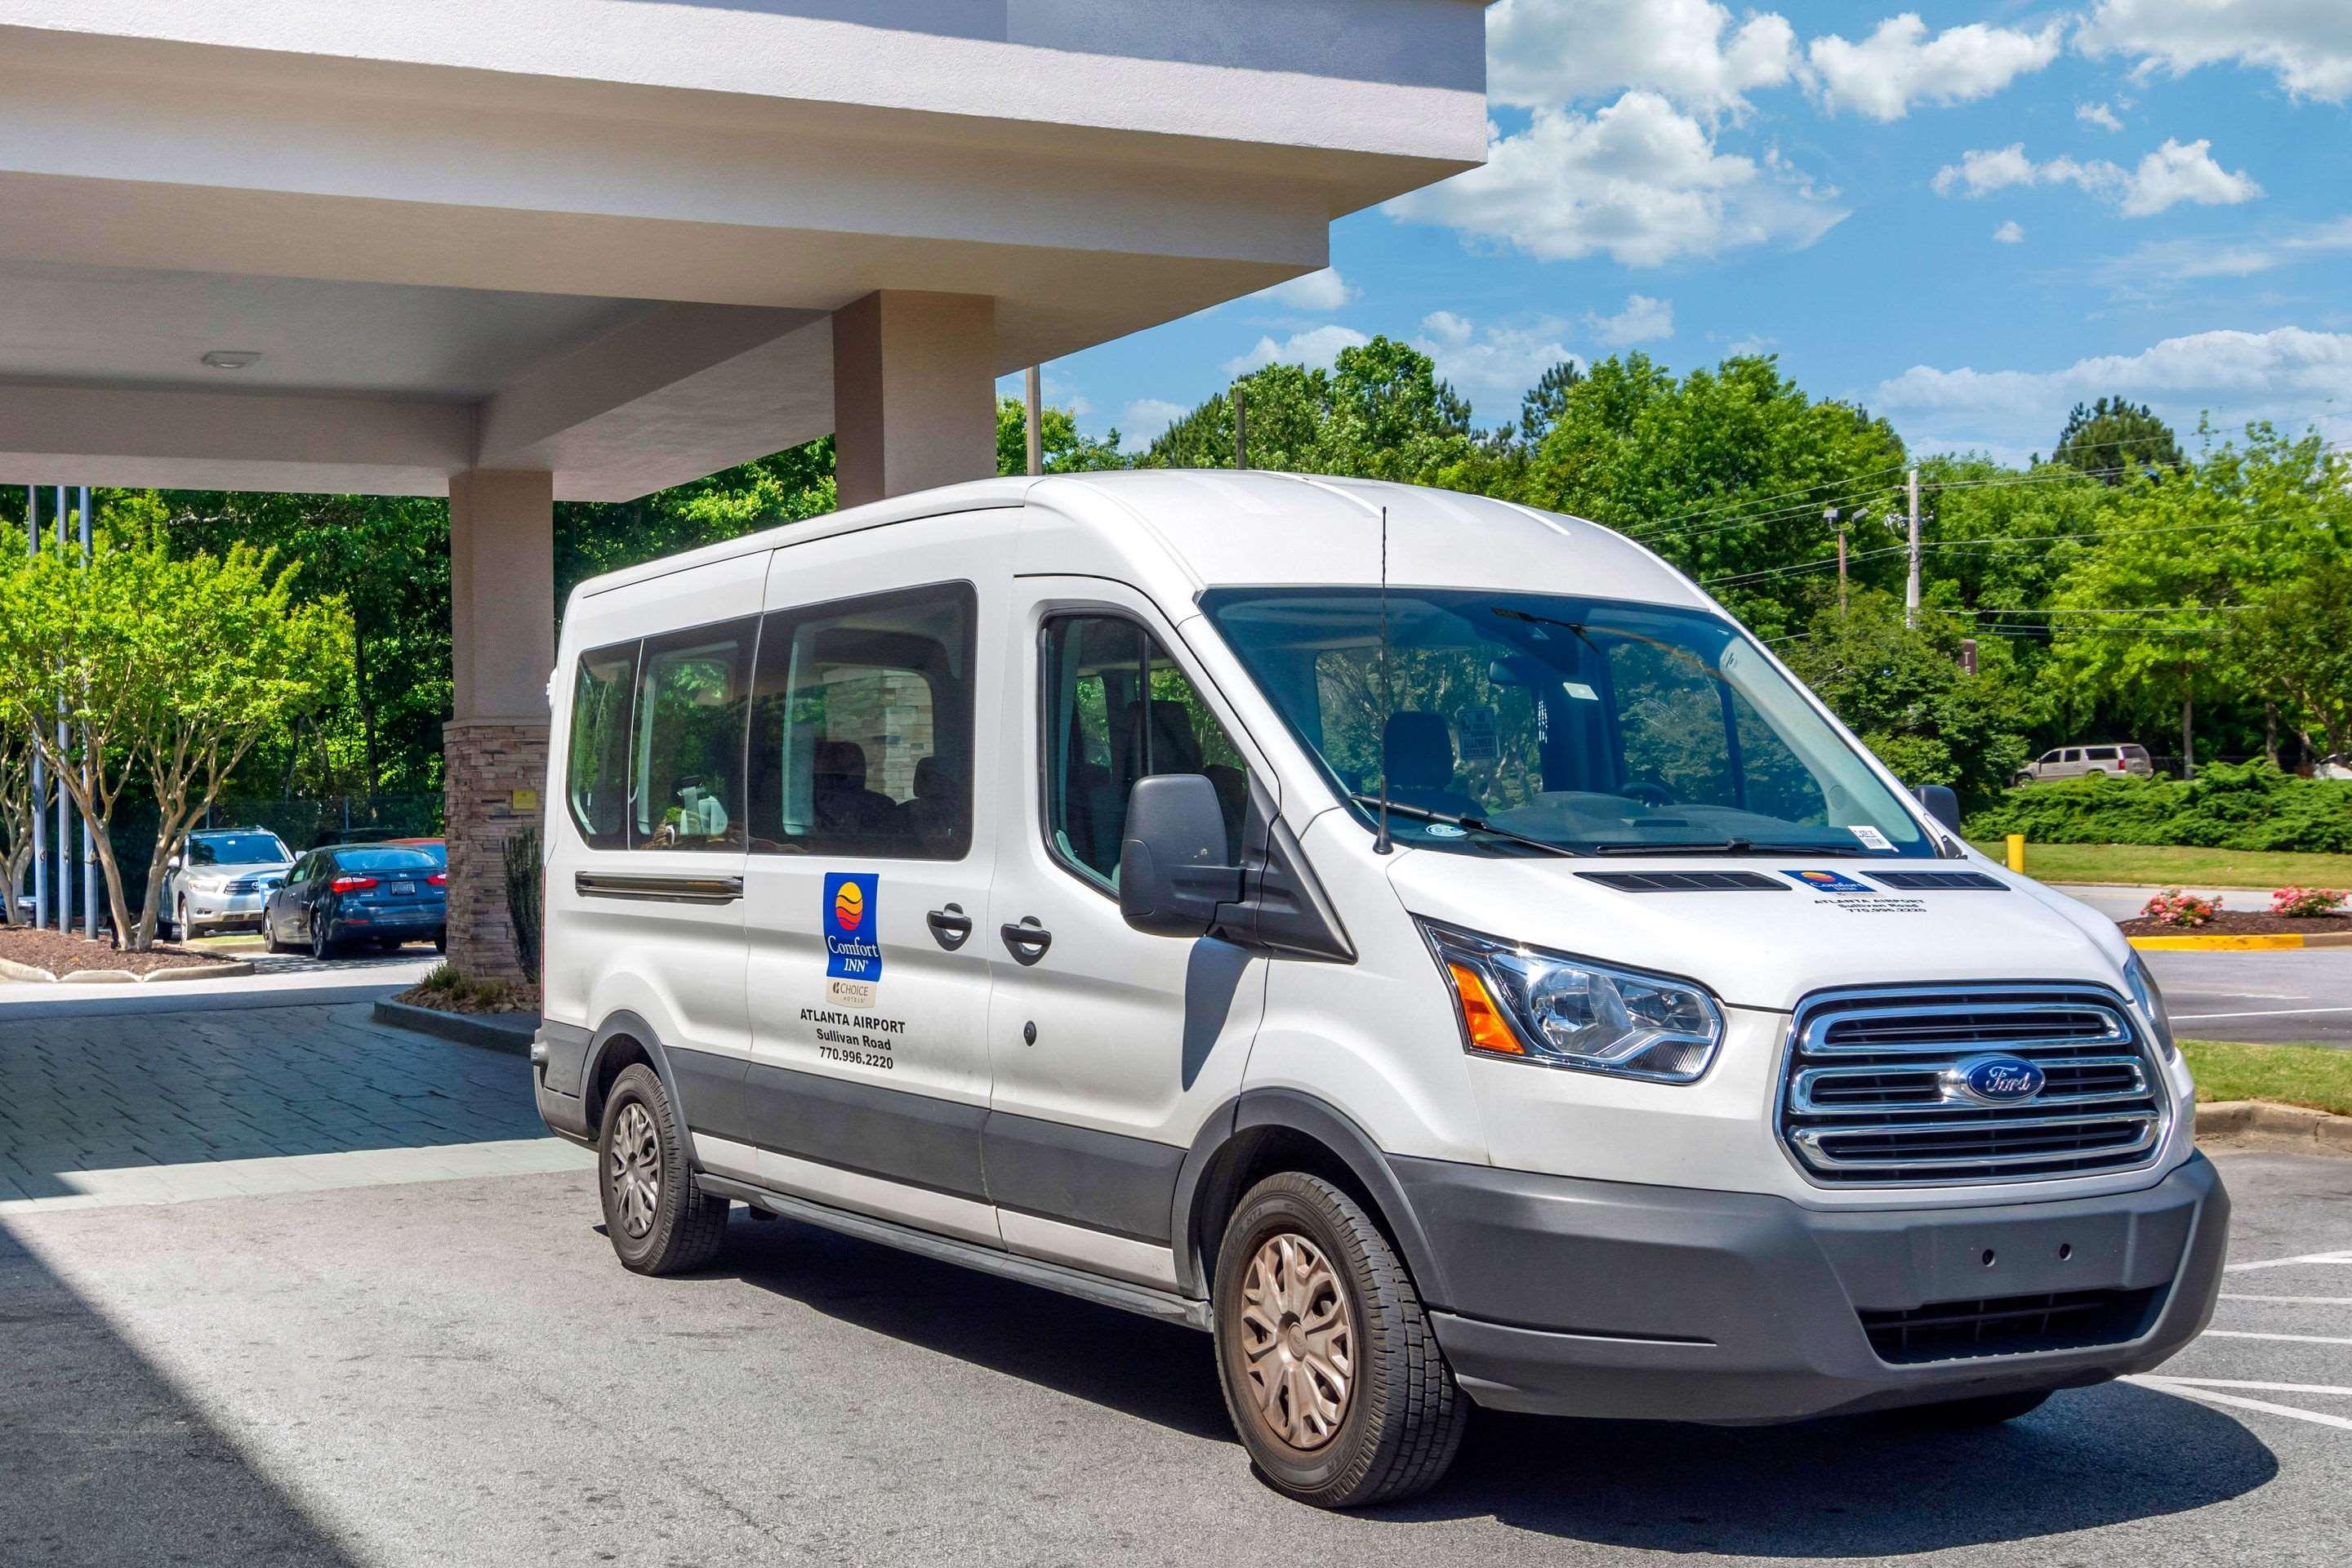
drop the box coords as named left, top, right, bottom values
left=27, top=484, right=48, bottom=930
left=81, top=484, right=97, bottom=941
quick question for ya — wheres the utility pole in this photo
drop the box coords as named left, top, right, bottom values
left=1904, top=466, right=1922, bottom=628
left=1828, top=506, right=1847, bottom=615
left=1022, top=366, right=1043, bottom=477
left=54, top=483, right=70, bottom=933
left=1233, top=384, right=1249, bottom=470
left=80, top=484, right=96, bottom=939
left=25, top=484, right=45, bottom=930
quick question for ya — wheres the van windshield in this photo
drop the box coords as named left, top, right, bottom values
left=1200, top=587, right=1934, bottom=858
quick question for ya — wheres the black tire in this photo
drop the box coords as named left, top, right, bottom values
left=432, top=929, right=447, bottom=953
left=310, top=917, right=336, bottom=961
left=1212, top=1173, right=1468, bottom=1508
left=263, top=917, right=292, bottom=956
left=1886, top=1389, right=2051, bottom=1428
left=597, top=1063, right=728, bottom=1276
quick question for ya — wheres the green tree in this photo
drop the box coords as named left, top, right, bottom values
left=993, top=397, right=1127, bottom=474
left=1517, top=359, right=1585, bottom=447
left=1140, top=337, right=1477, bottom=482
left=0, top=719, right=49, bottom=924
left=2228, top=555, right=2352, bottom=763
left=0, top=528, right=350, bottom=948
left=558, top=438, right=836, bottom=604
left=2051, top=396, right=2184, bottom=481
left=1779, top=590, right=2031, bottom=808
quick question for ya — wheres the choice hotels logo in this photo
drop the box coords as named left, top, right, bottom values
left=822, top=872, right=882, bottom=982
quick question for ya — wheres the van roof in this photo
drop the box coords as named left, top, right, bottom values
left=571, top=470, right=1710, bottom=612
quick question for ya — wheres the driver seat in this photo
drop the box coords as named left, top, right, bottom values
left=1382, top=712, right=1484, bottom=819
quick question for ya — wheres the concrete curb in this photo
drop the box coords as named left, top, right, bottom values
left=0, top=955, right=253, bottom=983
left=2129, top=931, right=2352, bottom=951
left=372, top=998, right=537, bottom=1057
left=2197, top=1099, right=2352, bottom=1156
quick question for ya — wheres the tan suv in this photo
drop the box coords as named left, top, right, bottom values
left=2015, top=742, right=2154, bottom=784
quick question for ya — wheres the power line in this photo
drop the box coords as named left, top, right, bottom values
left=1700, top=514, right=2291, bottom=589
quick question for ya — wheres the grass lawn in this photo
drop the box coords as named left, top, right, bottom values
left=1965, top=840, right=2352, bottom=889
left=2182, top=1040, right=2352, bottom=1117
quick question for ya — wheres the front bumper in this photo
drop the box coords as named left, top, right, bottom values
left=185, top=889, right=270, bottom=929
left=1400, top=1152, right=2228, bottom=1425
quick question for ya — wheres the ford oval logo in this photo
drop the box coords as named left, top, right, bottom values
left=1950, top=1054, right=2046, bottom=1104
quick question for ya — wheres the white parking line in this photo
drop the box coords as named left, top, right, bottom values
left=2199, top=1330, right=2352, bottom=1346
left=2145, top=1379, right=2352, bottom=1396
left=2131, top=1380, right=2352, bottom=1434
left=2222, top=1294, right=2352, bottom=1305
left=2224, top=1250, right=2352, bottom=1273
left=2173, top=1006, right=2352, bottom=1020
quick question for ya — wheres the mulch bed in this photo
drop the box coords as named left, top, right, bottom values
left=393, top=982, right=541, bottom=1016
left=2117, top=909, right=2352, bottom=938
left=0, top=924, right=218, bottom=975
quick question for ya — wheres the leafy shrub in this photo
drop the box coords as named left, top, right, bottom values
left=1963, top=761, right=2352, bottom=854
left=2272, top=886, right=2348, bottom=918
left=408, top=960, right=531, bottom=1012
left=2141, top=889, right=2223, bottom=927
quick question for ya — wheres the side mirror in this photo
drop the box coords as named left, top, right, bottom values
left=1909, top=783, right=1961, bottom=833
left=1119, top=774, right=1245, bottom=938
left=168, top=855, right=182, bottom=870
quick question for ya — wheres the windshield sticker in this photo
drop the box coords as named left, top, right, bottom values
left=1561, top=680, right=1600, bottom=702
left=823, top=873, right=883, bottom=1002
left=1846, top=825, right=1894, bottom=852
left=1454, top=706, right=1499, bottom=760
left=1784, top=869, right=1875, bottom=894
left=1424, top=822, right=1468, bottom=838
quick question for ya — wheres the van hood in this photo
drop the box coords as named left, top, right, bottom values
left=1383, top=849, right=2132, bottom=1013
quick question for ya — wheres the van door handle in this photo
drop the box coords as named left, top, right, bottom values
left=926, top=904, right=973, bottom=951
left=1000, top=919, right=1052, bottom=964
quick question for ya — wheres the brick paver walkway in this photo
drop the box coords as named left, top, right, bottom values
left=0, top=1000, right=585, bottom=1210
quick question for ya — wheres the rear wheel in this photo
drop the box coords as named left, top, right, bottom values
left=310, top=917, right=336, bottom=961
left=598, top=1063, right=728, bottom=1276
left=1212, top=1173, right=1468, bottom=1508
left=1886, top=1389, right=2051, bottom=1428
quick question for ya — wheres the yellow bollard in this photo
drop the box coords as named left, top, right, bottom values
left=2005, top=834, right=2025, bottom=873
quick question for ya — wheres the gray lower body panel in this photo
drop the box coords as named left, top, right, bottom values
left=1398, top=1153, right=2229, bottom=1424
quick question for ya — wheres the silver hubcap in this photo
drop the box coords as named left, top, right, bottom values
left=1237, top=1232, right=1353, bottom=1450
left=608, top=1102, right=662, bottom=1240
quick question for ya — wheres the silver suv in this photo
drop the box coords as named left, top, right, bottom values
left=2014, top=742, right=2154, bottom=785
left=159, top=826, right=296, bottom=939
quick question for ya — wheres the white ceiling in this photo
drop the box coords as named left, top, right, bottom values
left=0, top=261, right=658, bottom=399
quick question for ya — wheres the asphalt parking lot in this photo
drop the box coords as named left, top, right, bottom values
left=2, top=996, right=2349, bottom=1566
left=2143, top=949, right=2352, bottom=1047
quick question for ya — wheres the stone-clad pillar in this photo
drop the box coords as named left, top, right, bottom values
left=831, top=291, right=998, bottom=508
left=443, top=469, right=555, bottom=984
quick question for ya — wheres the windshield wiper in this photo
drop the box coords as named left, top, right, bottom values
left=1348, top=795, right=1588, bottom=859
left=1592, top=838, right=1870, bottom=857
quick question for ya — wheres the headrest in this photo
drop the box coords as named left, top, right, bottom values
left=1383, top=711, right=1456, bottom=791
left=1114, top=699, right=1204, bottom=777
left=912, top=755, right=946, bottom=798
left=813, top=739, right=866, bottom=789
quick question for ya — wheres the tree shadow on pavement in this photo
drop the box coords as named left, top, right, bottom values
left=0, top=1220, right=360, bottom=1568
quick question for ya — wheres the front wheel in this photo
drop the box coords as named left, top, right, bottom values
left=598, top=1063, right=729, bottom=1276
left=1212, top=1173, right=1468, bottom=1508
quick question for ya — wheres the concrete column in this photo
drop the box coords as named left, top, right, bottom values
left=831, top=291, right=998, bottom=509
left=443, top=469, right=555, bottom=985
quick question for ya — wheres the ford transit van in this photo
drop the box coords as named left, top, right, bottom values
left=531, top=472, right=2226, bottom=1508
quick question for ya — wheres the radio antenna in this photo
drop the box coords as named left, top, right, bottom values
left=1374, top=505, right=1393, bottom=855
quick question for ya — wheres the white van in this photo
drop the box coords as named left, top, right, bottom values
left=531, top=472, right=2226, bottom=1508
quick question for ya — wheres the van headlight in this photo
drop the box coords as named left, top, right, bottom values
left=2123, top=951, right=2177, bottom=1060
left=1418, top=920, right=1722, bottom=1083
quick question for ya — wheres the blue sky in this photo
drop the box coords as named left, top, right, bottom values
left=1004, top=2, right=2352, bottom=469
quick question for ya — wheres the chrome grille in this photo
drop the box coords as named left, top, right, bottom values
left=1780, top=986, right=2167, bottom=1186
left=222, top=875, right=282, bottom=895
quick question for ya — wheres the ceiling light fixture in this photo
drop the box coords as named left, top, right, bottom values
left=200, top=350, right=263, bottom=370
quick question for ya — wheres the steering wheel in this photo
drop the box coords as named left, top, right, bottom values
left=1619, top=780, right=1675, bottom=808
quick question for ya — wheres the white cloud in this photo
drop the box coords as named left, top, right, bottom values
left=1116, top=398, right=1188, bottom=453
left=1724, top=334, right=1777, bottom=356
left=1222, top=323, right=1371, bottom=376
left=1993, top=219, right=2025, bottom=243
left=1487, top=0, right=1797, bottom=115
left=1872, top=327, right=2352, bottom=455
left=2079, top=0, right=2352, bottom=103
left=1931, top=139, right=2261, bottom=217
left=1386, top=90, right=1845, bottom=266
left=1587, top=292, right=1675, bottom=347
left=1254, top=268, right=1355, bottom=311
left=1808, top=15, right=2062, bottom=121
left=2077, top=100, right=2124, bottom=131
left=2105, top=216, right=2352, bottom=288
left=1408, top=312, right=1578, bottom=409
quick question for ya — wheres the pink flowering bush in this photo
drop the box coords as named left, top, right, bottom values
left=2271, top=886, right=2348, bottom=919
left=2141, top=889, right=2224, bottom=927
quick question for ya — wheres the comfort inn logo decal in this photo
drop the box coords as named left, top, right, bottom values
left=823, top=872, right=882, bottom=982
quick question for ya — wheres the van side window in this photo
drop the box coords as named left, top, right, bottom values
left=567, top=639, right=639, bottom=851
left=628, top=620, right=756, bottom=852
left=747, top=582, right=977, bottom=860
left=1041, top=614, right=1248, bottom=886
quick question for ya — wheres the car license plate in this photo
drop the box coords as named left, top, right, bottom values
left=389, top=880, right=416, bottom=896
